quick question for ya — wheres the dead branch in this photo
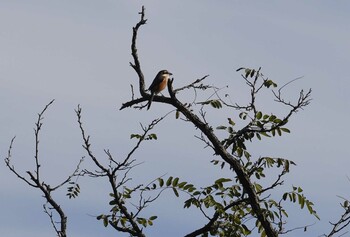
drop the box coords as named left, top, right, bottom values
left=4, top=100, right=86, bottom=237
left=76, top=104, right=174, bottom=237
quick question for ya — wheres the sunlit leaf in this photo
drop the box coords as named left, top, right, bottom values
left=228, top=118, right=235, bottom=126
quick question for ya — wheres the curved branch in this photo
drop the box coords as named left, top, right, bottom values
left=185, top=198, right=248, bottom=237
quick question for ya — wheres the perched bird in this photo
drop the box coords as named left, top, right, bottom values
left=147, top=70, right=172, bottom=110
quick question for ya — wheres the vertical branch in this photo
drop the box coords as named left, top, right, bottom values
left=34, top=99, right=55, bottom=179
left=130, top=6, right=147, bottom=97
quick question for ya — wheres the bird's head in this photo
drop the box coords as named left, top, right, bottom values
left=159, top=70, right=172, bottom=76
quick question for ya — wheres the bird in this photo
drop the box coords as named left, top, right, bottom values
left=147, top=70, right=172, bottom=110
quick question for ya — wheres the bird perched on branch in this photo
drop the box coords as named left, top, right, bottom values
left=147, top=70, right=172, bottom=110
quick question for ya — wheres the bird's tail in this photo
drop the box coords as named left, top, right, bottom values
left=147, top=93, right=155, bottom=110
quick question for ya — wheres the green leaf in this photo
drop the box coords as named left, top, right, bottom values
left=172, top=177, right=179, bottom=186
left=103, top=216, right=109, bottom=227
left=271, top=129, right=275, bottom=137
left=120, top=217, right=126, bottom=227
left=215, top=178, right=232, bottom=184
left=166, top=176, right=173, bottom=186
left=239, top=112, right=248, bottom=120
left=256, top=111, right=262, bottom=120
left=172, top=187, right=179, bottom=197
left=183, top=184, right=194, bottom=190
left=306, top=201, right=313, bottom=213
left=178, top=182, right=187, bottom=188
left=188, top=187, right=196, bottom=192
left=269, top=115, right=277, bottom=122
left=175, top=110, right=180, bottom=119
left=130, top=134, right=141, bottom=139
left=250, top=69, right=255, bottom=78
left=277, top=127, right=282, bottom=136
left=256, top=133, right=261, bottom=140
left=274, top=118, right=282, bottom=124
left=149, top=216, right=158, bottom=220
left=228, top=118, right=235, bottom=126
left=280, top=127, right=290, bottom=133
left=282, top=209, right=289, bottom=217
left=285, top=160, right=290, bottom=172
left=210, top=100, right=222, bottom=109
left=245, top=69, right=251, bottom=78
left=264, top=79, right=277, bottom=88
left=260, top=132, right=271, bottom=137
left=149, top=133, right=157, bottom=140
left=158, top=178, right=164, bottom=187
left=109, top=199, right=117, bottom=205
left=300, top=196, right=305, bottom=209
left=227, top=126, right=234, bottom=134
left=145, top=134, right=155, bottom=140
left=236, top=147, right=243, bottom=157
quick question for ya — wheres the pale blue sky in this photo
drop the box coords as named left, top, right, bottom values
left=1, top=1, right=350, bottom=236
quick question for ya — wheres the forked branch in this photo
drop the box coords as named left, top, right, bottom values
left=4, top=100, right=84, bottom=237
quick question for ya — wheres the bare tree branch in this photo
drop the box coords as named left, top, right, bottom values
left=174, top=74, right=211, bottom=93
left=5, top=137, right=38, bottom=188
left=76, top=104, right=172, bottom=237
left=130, top=5, right=147, bottom=97
left=4, top=100, right=85, bottom=237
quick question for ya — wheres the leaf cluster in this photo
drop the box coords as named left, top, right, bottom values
left=66, top=182, right=80, bottom=199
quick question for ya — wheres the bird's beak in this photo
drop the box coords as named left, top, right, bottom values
left=168, top=72, right=173, bottom=75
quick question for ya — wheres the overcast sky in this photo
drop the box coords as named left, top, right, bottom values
left=1, top=1, right=350, bottom=237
